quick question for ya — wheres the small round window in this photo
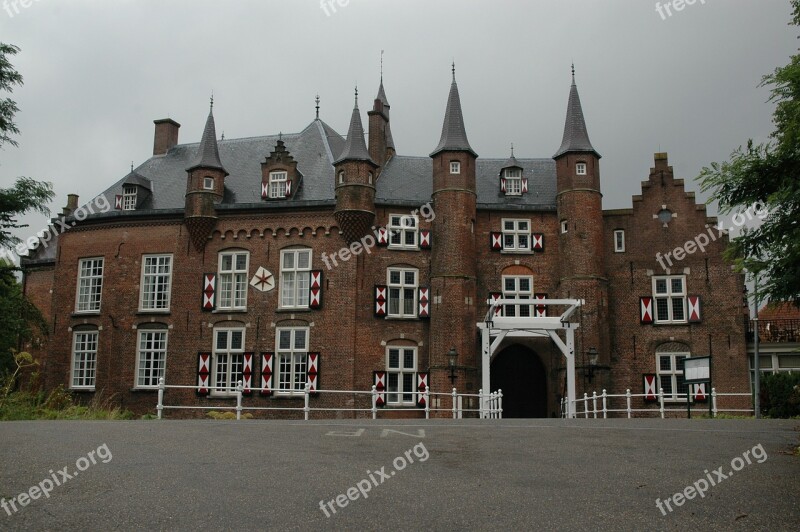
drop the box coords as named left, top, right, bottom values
left=657, top=209, right=673, bottom=224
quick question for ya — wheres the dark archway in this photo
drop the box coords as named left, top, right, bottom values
left=490, top=344, right=547, bottom=418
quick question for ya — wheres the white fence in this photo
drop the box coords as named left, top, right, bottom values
left=155, top=378, right=503, bottom=420
left=560, top=388, right=754, bottom=419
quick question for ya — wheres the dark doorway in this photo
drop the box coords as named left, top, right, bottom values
left=490, top=344, right=547, bottom=418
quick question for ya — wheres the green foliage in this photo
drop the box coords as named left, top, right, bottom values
left=207, top=410, right=253, bottom=420
left=697, top=1, right=800, bottom=303
left=0, top=176, right=55, bottom=251
left=0, top=42, right=23, bottom=148
left=0, top=382, right=135, bottom=420
left=0, top=269, right=48, bottom=375
left=759, top=372, right=800, bottom=418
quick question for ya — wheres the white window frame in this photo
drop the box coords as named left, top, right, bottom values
left=269, top=171, right=287, bottom=199
left=75, top=257, right=104, bottom=313
left=387, top=267, right=418, bottom=318
left=71, top=330, right=98, bottom=390
left=276, top=326, right=309, bottom=396
left=122, top=185, right=137, bottom=210
left=652, top=275, right=687, bottom=324
left=386, top=346, right=417, bottom=405
left=139, top=254, right=172, bottom=311
left=338, top=171, right=345, bottom=185
left=217, top=251, right=249, bottom=310
left=561, top=220, right=568, bottom=234
left=388, top=214, right=419, bottom=249
left=504, top=168, right=522, bottom=196
left=501, top=219, right=531, bottom=252
left=135, top=329, right=168, bottom=389
left=450, top=161, right=461, bottom=174
left=280, top=248, right=311, bottom=309
left=501, top=275, right=534, bottom=317
left=203, top=177, right=215, bottom=190
left=614, top=230, right=625, bottom=253
left=212, top=327, right=245, bottom=397
left=576, top=162, right=587, bottom=175
left=657, top=352, right=690, bottom=401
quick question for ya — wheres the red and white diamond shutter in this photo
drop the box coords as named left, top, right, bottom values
left=693, top=383, right=707, bottom=402
left=418, top=287, right=430, bottom=319
left=307, top=352, right=319, bottom=394
left=419, top=230, right=431, bottom=249
left=490, top=292, right=502, bottom=317
left=375, top=285, right=387, bottom=317
left=374, top=371, right=386, bottom=407
left=521, top=177, right=528, bottom=194
left=114, top=195, right=123, bottom=209
left=490, top=232, right=503, bottom=251
left=376, top=227, right=389, bottom=246
left=500, top=177, right=506, bottom=193
left=532, top=233, right=544, bottom=251
left=534, top=294, right=547, bottom=318
left=242, top=353, right=254, bottom=395
left=197, top=352, right=211, bottom=396
left=417, top=372, right=429, bottom=408
left=284, top=179, right=292, bottom=198
left=309, top=270, right=323, bottom=309
left=260, top=353, right=274, bottom=396
left=640, top=297, right=654, bottom=324
left=643, top=374, right=657, bottom=402
left=202, top=273, right=216, bottom=311
left=261, top=182, right=269, bottom=199
left=688, top=295, right=702, bottom=323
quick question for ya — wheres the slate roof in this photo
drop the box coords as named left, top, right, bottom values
left=554, top=74, right=600, bottom=159
left=187, top=109, right=228, bottom=174
left=334, top=96, right=376, bottom=165
left=430, top=78, right=477, bottom=158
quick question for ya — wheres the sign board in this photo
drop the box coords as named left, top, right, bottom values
left=682, top=356, right=711, bottom=384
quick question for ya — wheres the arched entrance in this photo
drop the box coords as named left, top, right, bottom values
left=490, top=344, right=547, bottom=418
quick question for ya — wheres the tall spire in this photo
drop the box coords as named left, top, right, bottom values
left=335, top=87, right=376, bottom=165
left=430, top=65, right=477, bottom=158
left=554, top=65, right=600, bottom=159
left=186, top=100, right=228, bottom=174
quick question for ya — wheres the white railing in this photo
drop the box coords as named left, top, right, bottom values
left=559, top=388, right=755, bottom=419
left=156, top=379, right=502, bottom=420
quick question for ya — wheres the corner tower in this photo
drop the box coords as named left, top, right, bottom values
left=429, top=66, right=479, bottom=393
left=368, top=76, right=396, bottom=170
left=185, top=100, right=227, bottom=251
left=334, top=89, right=379, bottom=243
left=553, top=66, right=609, bottom=388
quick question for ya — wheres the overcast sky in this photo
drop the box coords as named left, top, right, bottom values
left=1, top=0, right=796, bottom=258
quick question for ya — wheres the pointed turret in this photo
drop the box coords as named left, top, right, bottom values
left=369, top=76, right=396, bottom=169
left=187, top=104, right=228, bottom=175
left=430, top=66, right=477, bottom=158
left=554, top=66, right=600, bottom=159
left=335, top=90, right=376, bottom=165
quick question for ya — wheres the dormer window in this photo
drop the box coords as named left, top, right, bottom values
left=503, top=168, right=522, bottom=195
left=122, top=186, right=137, bottom=211
left=269, top=171, right=288, bottom=199
left=203, top=177, right=215, bottom=190
left=450, top=161, right=461, bottom=174
left=576, top=162, right=587, bottom=175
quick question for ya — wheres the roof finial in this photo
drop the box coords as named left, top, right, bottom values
left=355, top=85, right=359, bottom=105
left=452, top=61, right=456, bottom=81
left=210, top=91, right=214, bottom=111
left=315, top=94, right=320, bottom=120
left=221, top=131, right=225, bottom=141
left=279, top=131, right=282, bottom=142
left=571, top=63, right=575, bottom=83
left=380, top=50, right=384, bottom=82
left=510, top=143, right=514, bottom=157
left=130, top=161, right=134, bottom=172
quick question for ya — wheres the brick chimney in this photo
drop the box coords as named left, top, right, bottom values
left=153, top=118, right=181, bottom=155
left=62, top=194, right=79, bottom=216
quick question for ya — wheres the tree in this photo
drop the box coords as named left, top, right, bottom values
left=0, top=43, right=23, bottom=148
left=698, top=1, right=800, bottom=304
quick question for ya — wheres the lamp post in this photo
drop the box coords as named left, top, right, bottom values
left=586, top=347, right=599, bottom=382
left=448, top=347, right=458, bottom=385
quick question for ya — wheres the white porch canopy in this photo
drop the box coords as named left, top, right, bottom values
left=477, top=298, right=584, bottom=418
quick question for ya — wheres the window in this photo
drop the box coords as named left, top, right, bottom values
left=653, top=275, right=687, bottom=324
left=576, top=163, right=587, bottom=176
left=218, top=251, right=249, bottom=310
left=368, top=172, right=373, bottom=185
left=450, top=161, right=460, bottom=174
left=502, top=275, right=533, bottom=317
left=212, top=328, right=245, bottom=396
left=280, top=249, right=311, bottom=309
left=502, top=219, right=530, bottom=252
left=388, top=215, right=418, bottom=249
left=561, top=220, right=568, bottom=234
left=140, top=255, right=172, bottom=311
left=203, top=177, right=215, bottom=190
left=122, top=185, right=137, bottom=210
left=136, top=330, right=167, bottom=388
left=71, top=331, right=98, bottom=389
left=614, top=230, right=625, bottom=253
left=269, top=171, right=287, bottom=198
left=387, top=346, right=416, bottom=404
left=657, top=352, right=689, bottom=401
left=338, top=171, right=344, bottom=185
left=504, top=168, right=522, bottom=195
left=387, top=268, right=417, bottom=318
left=276, top=327, right=308, bottom=395
left=76, top=257, right=104, bottom=313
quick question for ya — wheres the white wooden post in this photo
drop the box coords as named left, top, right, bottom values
left=451, top=388, right=457, bottom=419
left=626, top=389, right=632, bottom=419
left=497, top=389, right=503, bottom=419
left=424, top=389, right=430, bottom=419
left=303, top=382, right=310, bottom=421
left=478, top=389, right=484, bottom=419
left=481, top=325, right=491, bottom=419
left=602, top=389, right=607, bottom=419
left=583, top=393, right=589, bottom=418
left=592, top=391, right=598, bottom=419
left=711, top=387, right=718, bottom=418
left=371, top=385, right=377, bottom=419
left=566, top=325, right=577, bottom=419
left=659, top=387, right=665, bottom=419
left=157, top=377, right=165, bottom=420
left=235, top=380, right=243, bottom=421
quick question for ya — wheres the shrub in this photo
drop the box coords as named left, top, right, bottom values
left=760, top=372, right=800, bottom=418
